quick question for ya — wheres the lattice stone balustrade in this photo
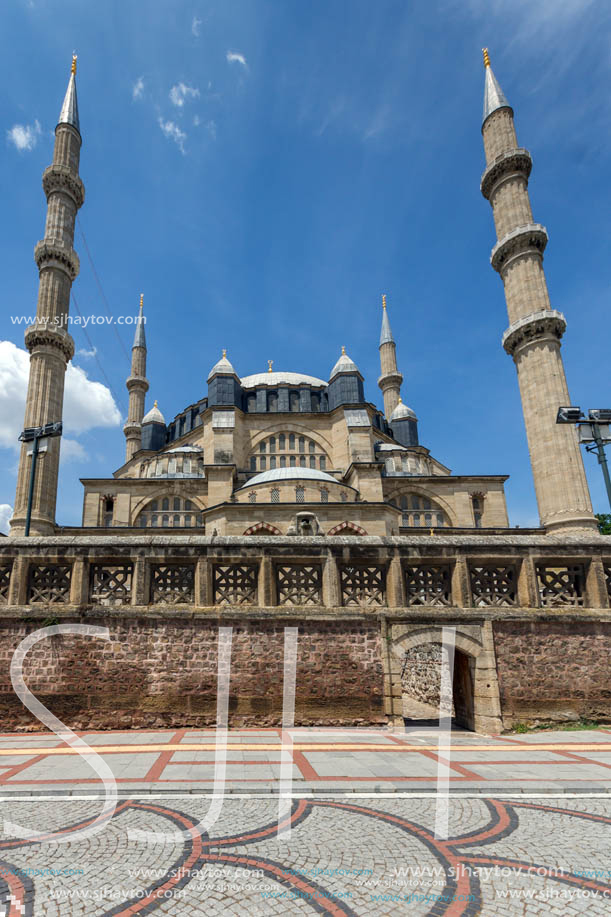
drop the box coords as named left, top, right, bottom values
left=213, top=564, right=258, bottom=605
left=404, top=565, right=452, bottom=606
left=536, top=564, right=585, bottom=608
left=341, top=565, right=386, bottom=606
left=151, top=564, right=195, bottom=604
left=0, top=565, right=11, bottom=604
left=470, top=565, right=517, bottom=607
left=28, top=564, right=71, bottom=604
left=90, top=564, right=133, bottom=606
left=276, top=565, right=322, bottom=606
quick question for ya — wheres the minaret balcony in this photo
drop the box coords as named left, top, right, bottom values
left=480, top=148, right=532, bottom=200
left=34, top=238, right=80, bottom=280
left=24, top=323, right=75, bottom=361
left=502, top=309, right=567, bottom=357
left=42, top=164, right=85, bottom=208
left=490, top=222, right=548, bottom=274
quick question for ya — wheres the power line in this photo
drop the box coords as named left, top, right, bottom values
left=71, top=291, right=126, bottom=415
left=76, top=214, right=131, bottom=364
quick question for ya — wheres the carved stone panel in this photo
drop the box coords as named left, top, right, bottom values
left=0, top=564, right=11, bottom=604
left=28, top=564, right=72, bottom=604
left=276, top=565, right=322, bottom=606
left=536, top=564, right=585, bottom=607
left=605, top=564, right=611, bottom=602
left=213, top=564, right=258, bottom=605
left=470, top=565, right=517, bottom=606
left=341, top=565, right=386, bottom=606
left=151, top=564, right=195, bottom=604
left=90, top=564, right=133, bottom=606
left=404, top=565, right=451, bottom=606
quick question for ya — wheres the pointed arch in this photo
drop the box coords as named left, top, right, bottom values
left=327, top=521, right=367, bottom=536
left=243, top=522, right=282, bottom=536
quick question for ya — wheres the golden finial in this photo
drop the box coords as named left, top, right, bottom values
left=268, top=359, right=273, bottom=373
left=482, top=47, right=490, bottom=68
left=382, top=294, right=387, bottom=310
left=222, top=349, right=227, bottom=358
left=71, top=54, right=77, bottom=75
left=139, top=293, right=143, bottom=311
left=398, top=396, right=403, bottom=403
left=154, top=400, right=158, bottom=408
left=341, top=345, right=346, bottom=355
left=430, top=527, right=434, bottom=537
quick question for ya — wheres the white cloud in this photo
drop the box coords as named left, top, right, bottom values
left=132, top=77, right=145, bottom=101
left=61, top=438, right=87, bottom=462
left=0, top=340, right=121, bottom=451
left=169, top=82, right=200, bottom=108
left=0, top=504, right=12, bottom=535
left=158, top=117, right=187, bottom=154
left=7, top=119, right=41, bottom=152
left=193, top=114, right=201, bottom=127
left=192, top=16, right=202, bottom=37
left=226, top=50, right=247, bottom=68
left=78, top=345, right=97, bottom=358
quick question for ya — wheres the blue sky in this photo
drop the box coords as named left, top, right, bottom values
left=1, top=0, right=610, bottom=530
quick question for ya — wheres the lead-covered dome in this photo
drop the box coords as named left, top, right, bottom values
left=142, top=401, right=165, bottom=424
left=207, top=351, right=237, bottom=381
left=329, top=347, right=360, bottom=380
left=390, top=398, right=417, bottom=421
left=241, top=467, right=338, bottom=489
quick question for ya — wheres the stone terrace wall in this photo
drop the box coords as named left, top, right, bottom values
left=0, top=616, right=384, bottom=731
left=493, top=620, right=611, bottom=725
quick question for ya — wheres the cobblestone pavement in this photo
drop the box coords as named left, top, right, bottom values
left=0, top=727, right=610, bottom=794
left=0, top=794, right=610, bottom=915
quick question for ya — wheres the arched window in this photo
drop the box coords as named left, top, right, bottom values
left=296, top=486, right=305, bottom=504
left=270, top=456, right=277, bottom=469
left=290, top=455, right=296, bottom=467
left=279, top=434, right=285, bottom=450
left=150, top=500, right=158, bottom=511
left=271, top=488, right=280, bottom=504
left=397, top=494, right=449, bottom=528
left=173, top=514, right=180, bottom=526
left=269, top=437, right=276, bottom=452
left=162, top=514, right=169, bottom=526
left=185, top=499, right=193, bottom=510
left=320, top=489, right=328, bottom=503
left=250, top=456, right=257, bottom=471
left=249, top=492, right=257, bottom=504
left=259, top=441, right=266, bottom=453
left=299, top=436, right=305, bottom=453
left=280, top=455, right=286, bottom=468
left=308, top=440, right=315, bottom=453
left=260, top=456, right=267, bottom=470
left=309, top=455, right=316, bottom=468
left=340, top=492, right=348, bottom=503
left=299, top=455, right=306, bottom=467
left=289, top=433, right=295, bottom=450
left=162, top=498, right=169, bottom=511
left=319, top=456, right=326, bottom=470
left=173, top=497, right=180, bottom=511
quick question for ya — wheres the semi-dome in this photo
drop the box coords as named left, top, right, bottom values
left=329, top=347, right=360, bottom=380
left=207, top=351, right=237, bottom=382
left=241, top=466, right=339, bottom=489
left=390, top=398, right=417, bottom=422
left=142, top=401, right=165, bottom=424
left=240, top=371, right=327, bottom=388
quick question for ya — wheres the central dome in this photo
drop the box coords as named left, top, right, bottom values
left=240, top=371, right=327, bottom=388
left=241, top=467, right=339, bottom=488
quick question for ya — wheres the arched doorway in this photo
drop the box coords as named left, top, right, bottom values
left=400, top=642, right=475, bottom=730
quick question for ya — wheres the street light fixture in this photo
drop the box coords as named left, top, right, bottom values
left=18, top=422, right=63, bottom=536
left=556, top=407, right=611, bottom=510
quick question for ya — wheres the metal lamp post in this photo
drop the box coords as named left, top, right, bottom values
left=556, top=407, right=611, bottom=510
left=18, top=422, right=63, bottom=536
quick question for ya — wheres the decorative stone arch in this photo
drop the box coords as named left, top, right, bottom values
left=387, top=487, right=456, bottom=528
left=250, top=422, right=333, bottom=456
left=131, top=493, right=205, bottom=527
left=243, top=522, right=282, bottom=535
left=327, top=521, right=367, bottom=536
left=384, top=623, right=502, bottom=735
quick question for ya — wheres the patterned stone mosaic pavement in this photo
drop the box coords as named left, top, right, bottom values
left=0, top=727, right=610, bottom=794
left=0, top=794, right=610, bottom=915
left=0, top=729, right=610, bottom=914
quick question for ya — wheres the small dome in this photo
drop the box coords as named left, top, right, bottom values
left=143, top=401, right=165, bottom=425
left=329, top=347, right=359, bottom=380
left=390, top=398, right=417, bottom=422
left=240, top=467, right=339, bottom=489
left=241, top=371, right=327, bottom=388
left=207, top=351, right=237, bottom=382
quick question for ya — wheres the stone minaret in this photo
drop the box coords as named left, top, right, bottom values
left=480, top=49, right=596, bottom=534
left=11, top=57, right=85, bottom=535
left=378, top=295, right=403, bottom=420
left=123, top=295, right=149, bottom=461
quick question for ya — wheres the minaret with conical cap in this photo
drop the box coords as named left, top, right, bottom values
left=378, top=295, right=403, bottom=420
left=11, top=56, right=85, bottom=535
left=480, top=48, right=595, bottom=533
left=123, top=294, right=149, bottom=461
